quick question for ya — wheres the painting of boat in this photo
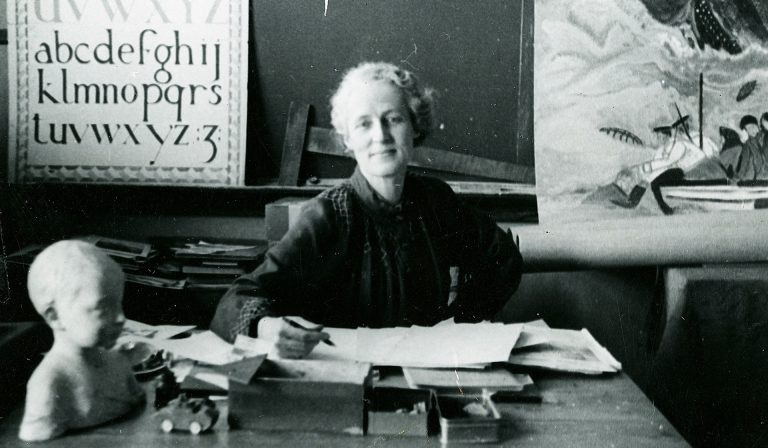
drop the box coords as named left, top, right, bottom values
left=534, top=0, right=768, bottom=224
left=661, top=185, right=768, bottom=211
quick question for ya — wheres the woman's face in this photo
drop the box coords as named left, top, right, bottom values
left=342, top=80, right=415, bottom=180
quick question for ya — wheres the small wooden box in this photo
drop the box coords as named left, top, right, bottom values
left=228, top=359, right=372, bottom=435
left=264, top=197, right=307, bottom=244
left=437, top=395, right=502, bottom=444
left=367, top=387, right=438, bottom=437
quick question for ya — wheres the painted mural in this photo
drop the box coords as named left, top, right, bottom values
left=534, top=0, right=768, bottom=223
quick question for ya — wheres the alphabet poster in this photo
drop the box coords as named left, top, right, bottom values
left=534, top=0, right=768, bottom=223
left=7, top=0, right=248, bottom=185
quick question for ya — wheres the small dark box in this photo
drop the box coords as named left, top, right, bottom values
left=367, top=387, right=438, bottom=437
left=228, top=359, right=372, bottom=435
left=437, top=395, right=502, bottom=444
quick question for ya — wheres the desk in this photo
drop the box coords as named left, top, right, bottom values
left=0, top=371, right=687, bottom=447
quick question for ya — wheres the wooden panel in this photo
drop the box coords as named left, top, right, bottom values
left=277, top=102, right=311, bottom=186
left=515, top=0, right=535, bottom=167
left=306, top=126, right=535, bottom=183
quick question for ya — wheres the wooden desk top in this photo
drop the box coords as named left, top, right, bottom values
left=0, top=371, right=688, bottom=447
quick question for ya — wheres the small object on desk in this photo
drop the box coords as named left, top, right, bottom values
left=179, top=355, right=267, bottom=396
left=282, top=317, right=336, bottom=346
left=436, top=395, right=502, bottom=444
left=490, top=383, right=543, bottom=403
left=132, top=349, right=170, bottom=381
left=367, top=386, right=438, bottom=437
left=154, top=394, right=219, bottom=435
left=228, top=359, right=372, bottom=435
left=154, top=369, right=181, bottom=409
left=402, top=366, right=532, bottom=395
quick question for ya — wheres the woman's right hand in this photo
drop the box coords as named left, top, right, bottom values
left=257, top=316, right=330, bottom=359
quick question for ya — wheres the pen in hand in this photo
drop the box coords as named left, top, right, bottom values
left=282, top=317, right=336, bottom=347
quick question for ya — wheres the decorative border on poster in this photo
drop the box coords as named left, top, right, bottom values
left=7, top=0, right=248, bottom=185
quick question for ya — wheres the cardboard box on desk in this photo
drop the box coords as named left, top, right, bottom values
left=228, top=359, right=372, bottom=435
left=367, top=386, right=438, bottom=437
left=265, top=197, right=308, bottom=246
left=436, top=394, right=502, bottom=444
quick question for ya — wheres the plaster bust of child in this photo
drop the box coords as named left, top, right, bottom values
left=19, top=240, right=145, bottom=442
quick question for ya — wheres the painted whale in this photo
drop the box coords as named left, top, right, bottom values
left=640, top=0, right=768, bottom=54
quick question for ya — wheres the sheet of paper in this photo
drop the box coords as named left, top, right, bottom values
left=231, top=322, right=521, bottom=367
left=357, top=323, right=522, bottom=368
left=307, top=327, right=358, bottom=361
left=118, top=319, right=196, bottom=346
left=192, top=371, right=230, bottom=391
left=152, top=331, right=242, bottom=366
left=514, top=321, right=552, bottom=349
left=403, top=367, right=533, bottom=392
left=233, top=334, right=273, bottom=357
left=355, top=327, right=410, bottom=364
left=508, top=327, right=621, bottom=374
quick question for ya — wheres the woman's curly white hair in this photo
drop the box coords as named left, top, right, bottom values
left=330, top=62, right=437, bottom=146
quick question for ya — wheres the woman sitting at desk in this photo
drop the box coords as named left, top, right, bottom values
left=210, top=62, right=523, bottom=358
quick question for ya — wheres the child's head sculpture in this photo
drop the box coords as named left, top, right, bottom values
left=19, top=240, right=144, bottom=442
left=28, top=239, right=126, bottom=350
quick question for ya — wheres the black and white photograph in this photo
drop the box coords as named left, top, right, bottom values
left=2, top=1, right=767, bottom=446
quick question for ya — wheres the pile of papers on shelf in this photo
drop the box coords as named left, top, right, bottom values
left=171, top=240, right=266, bottom=260
left=79, top=235, right=157, bottom=264
left=167, top=240, right=266, bottom=289
left=5, top=237, right=182, bottom=288
left=81, top=236, right=189, bottom=289
left=14, top=237, right=268, bottom=290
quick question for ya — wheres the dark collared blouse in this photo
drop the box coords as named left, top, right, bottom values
left=210, top=168, right=523, bottom=342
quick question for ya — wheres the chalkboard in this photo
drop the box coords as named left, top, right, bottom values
left=247, top=0, right=534, bottom=183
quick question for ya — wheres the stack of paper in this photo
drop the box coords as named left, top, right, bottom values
left=169, top=240, right=266, bottom=290
left=356, top=323, right=521, bottom=367
left=508, top=322, right=621, bottom=374
left=125, top=317, right=620, bottom=380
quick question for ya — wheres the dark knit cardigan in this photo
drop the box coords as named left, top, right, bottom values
left=210, top=168, right=523, bottom=342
